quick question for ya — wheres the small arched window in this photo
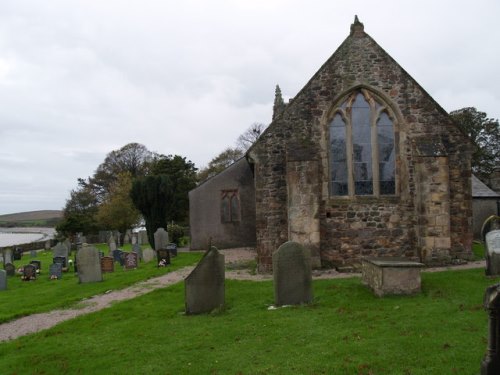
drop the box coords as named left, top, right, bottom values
left=329, top=90, right=395, bottom=197
left=221, top=190, right=240, bottom=222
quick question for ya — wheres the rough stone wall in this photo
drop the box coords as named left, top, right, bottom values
left=249, top=21, right=473, bottom=272
left=189, top=158, right=256, bottom=250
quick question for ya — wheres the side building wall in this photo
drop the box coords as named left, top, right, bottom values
left=189, top=158, right=256, bottom=250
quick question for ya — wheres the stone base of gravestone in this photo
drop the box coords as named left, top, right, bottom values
left=157, top=249, right=170, bottom=267
left=273, top=241, right=313, bottom=306
left=76, top=246, right=103, bottom=283
left=185, top=247, right=225, bottom=314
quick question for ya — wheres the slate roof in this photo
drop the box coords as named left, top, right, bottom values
left=472, top=175, right=500, bottom=198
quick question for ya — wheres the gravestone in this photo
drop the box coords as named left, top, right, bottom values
left=167, top=243, right=178, bottom=257
left=53, top=256, right=67, bottom=269
left=53, top=243, right=69, bottom=260
left=272, top=241, right=313, bottom=306
left=123, top=231, right=131, bottom=245
left=142, top=249, right=156, bottom=263
left=132, top=243, right=142, bottom=261
left=154, top=228, right=169, bottom=251
left=49, top=263, right=63, bottom=279
left=0, top=253, right=3, bottom=265
left=4, top=249, right=13, bottom=265
left=30, top=260, right=41, bottom=272
left=482, top=283, right=500, bottom=374
left=23, top=264, right=37, bottom=281
left=0, top=270, right=6, bottom=291
left=124, top=252, right=138, bottom=270
left=30, top=250, right=37, bottom=258
left=185, top=246, right=225, bottom=314
left=157, top=249, right=170, bottom=267
left=131, top=234, right=137, bottom=245
left=100, top=256, right=114, bottom=273
left=76, top=245, right=103, bottom=283
left=139, top=230, right=148, bottom=245
left=113, top=249, right=124, bottom=266
left=485, top=227, right=500, bottom=276
left=108, top=236, right=117, bottom=253
left=13, top=247, right=23, bottom=260
left=4, top=263, right=15, bottom=277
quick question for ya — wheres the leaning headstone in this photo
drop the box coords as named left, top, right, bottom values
left=113, top=249, right=124, bottom=266
left=100, top=256, right=114, bottom=273
left=142, top=249, right=156, bottom=263
left=49, top=263, right=63, bottom=280
left=4, top=263, right=15, bottom=277
left=0, top=270, right=6, bottom=291
left=154, top=228, right=169, bottom=251
left=272, top=241, right=313, bottom=306
left=482, top=283, right=500, bottom=374
left=485, top=222, right=500, bottom=276
left=124, top=252, right=138, bottom=270
left=23, top=264, right=37, bottom=281
left=76, top=245, right=103, bottom=283
left=185, top=247, right=225, bottom=314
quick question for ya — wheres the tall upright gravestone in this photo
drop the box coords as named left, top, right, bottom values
left=76, top=245, right=103, bottom=283
left=185, top=247, right=225, bottom=314
left=0, top=269, right=6, bottom=291
left=273, top=241, right=313, bottom=306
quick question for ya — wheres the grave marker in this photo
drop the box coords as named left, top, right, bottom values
left=53, top=243, right=69, bottom=260
left=49, top=263, right=62, bottom=279
left=142, top=249, right=156, bottom=263
left=486, top=229, right=500, bottom=276
left=4, top=249, right=12, bottom=265
left=100, top=256, right=114, bottom=273
left=30, top=260, right=41, bottom=272
left=113, top=249, right=124, bottom=266
left=185, top=247, right=225, bottom=314
left=76, top=245, right=103, bottom=283
left=30, top=250, right=37, bottom=258
left=4, top=263, right=15, bottom=277
left=124, top=252, right=138, bottom=270
left=53, top=256, right=67, bottom=269
left=23, top=264, right=36, bottom=281
left=132, top=243, right=142, bottom=261
left=272, top=241, right=313, bottom=306
left=482, top=283, right=500, bottom=374
left=0, top=270, right=6, bottom=291
left=154, top=228, right=169, bottom=251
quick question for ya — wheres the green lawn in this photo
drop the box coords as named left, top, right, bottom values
left=0, top=266, right=497, bottom=374
left=0, top=245, right=203, bottom=323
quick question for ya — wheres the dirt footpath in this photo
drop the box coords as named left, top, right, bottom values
left=0, top=247, right=485, bottom=342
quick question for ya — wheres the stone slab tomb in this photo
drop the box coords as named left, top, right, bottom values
left=76, top=245, right=103, bottom=284
left=362, top=257, right=424, bottom=296
left=0, top=269, right=6, bottom=291
left=273, top=241, right=313, bottom=306
left=185, top=246, right=225, bottom=314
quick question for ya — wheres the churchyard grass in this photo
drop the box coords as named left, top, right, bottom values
left=0, top=247, right=202, bottom=323
left=0, top=267, right=496, bottom=374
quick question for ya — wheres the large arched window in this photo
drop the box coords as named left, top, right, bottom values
left=329, top=90, right=396, bottom=197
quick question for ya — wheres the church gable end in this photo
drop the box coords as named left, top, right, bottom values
left=249, top=17, right=473, bottom=272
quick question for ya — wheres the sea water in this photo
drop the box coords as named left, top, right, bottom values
left=0, top=228, right=55, bottom=247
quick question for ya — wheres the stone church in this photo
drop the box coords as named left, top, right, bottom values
left=189, top=17, right=474, bottom=272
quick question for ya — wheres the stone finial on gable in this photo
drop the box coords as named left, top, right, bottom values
left=350, top=15, right=365, bottom=36
left=273, top=84, right=286, bottom=120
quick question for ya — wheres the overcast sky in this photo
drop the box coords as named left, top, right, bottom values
left=0, top=0, right=499, bottom=215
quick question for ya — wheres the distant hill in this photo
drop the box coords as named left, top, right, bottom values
left=0, top=210, right=63, bottom=227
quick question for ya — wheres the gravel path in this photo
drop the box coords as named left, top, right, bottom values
left=0, top=248, right=486, bottom=342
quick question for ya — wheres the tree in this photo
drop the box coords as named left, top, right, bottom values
left=96, top=172, right=141, bottom=234
left=236, top=122, right=266, bottom=151
left=450, top=107, right=500, bottom=181
left=197, top=147, right=244, bottom=182
left=56, top=180, right=100, bottom=237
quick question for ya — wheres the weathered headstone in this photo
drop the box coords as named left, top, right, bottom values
left=185, top=247, right=225, bottom=314
left=482, top=283, right=500, bottom=374
left=23, top=264, right=36, bottom=281
left=154, top=228, right=169, bottom=251
left=0, top=253, right=3, bottom=265
left=49, top=263, right=63, bottom=279
left=76, top=245, right=103, bottom=283
left=157, top=249, right=170, bottom=267
left=112, top=249, right=124, bottom=266
left=108, top=235, right=117, bottom=253
left=272, top=241, right=313, bottom=306
left=4, top=263, right=15, bottom=277
left=486, top=228, right=500, bottom=276
left=13, top=247, right=23, bottom=260
left=142, top=249, right=156, bottom=263
left=100, top=256, right=114, bottom=273
left=124, top=252, right=138, bottom=270
left=30, top=250, right=37, bottom=258
left=132, top=243, right=142, bottom=261
left=167, top=243, right=178, bottom=257
left=4, top=249, right=12, bottom=265
left=0, top=270, right=6, bottom=290
left=53, top=243, right=69, bottom=260
left=123, top=231, right=131, bottom=245
left=131, top=234, right=137, bottom=245
left=139, top=230, right=148, bottom=245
